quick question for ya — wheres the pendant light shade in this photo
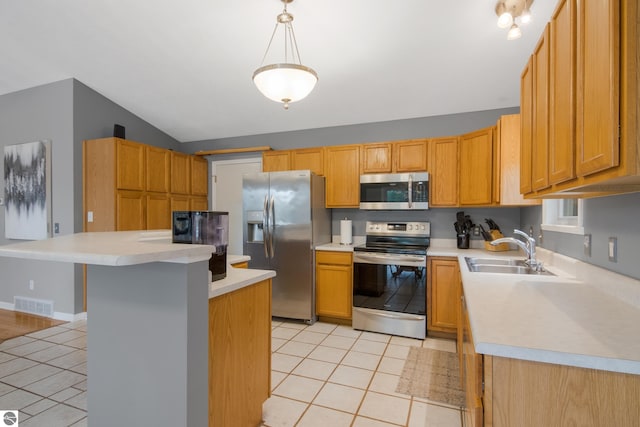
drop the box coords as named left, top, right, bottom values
left=494, top=0, right=534, bottom=40
left=253, top=0, right=318, bottom=109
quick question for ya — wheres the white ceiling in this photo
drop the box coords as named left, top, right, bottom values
left=0, top=0, right=556, bottom=142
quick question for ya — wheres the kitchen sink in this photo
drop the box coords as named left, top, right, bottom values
left=464, top=257, right=555, bottom=276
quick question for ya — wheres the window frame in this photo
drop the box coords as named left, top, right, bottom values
left=541, top=199, right=585, bottom=235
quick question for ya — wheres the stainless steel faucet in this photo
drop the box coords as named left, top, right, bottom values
left=491, top=229, right=542, bottom=270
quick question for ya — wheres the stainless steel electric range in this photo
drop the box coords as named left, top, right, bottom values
left=352, top=221, right=430, bottom=339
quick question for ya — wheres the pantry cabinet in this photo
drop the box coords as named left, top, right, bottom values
left=459, top=126, right=495, bottom=206
left=315, top=250, right=353, bottom=320
left=325, top=145, right=360, bottom=208
left=427, top=257, right=460, bottom=336
left=521, top=0, right=640, bottom=198
left=84, top=137, right=209, bottom=232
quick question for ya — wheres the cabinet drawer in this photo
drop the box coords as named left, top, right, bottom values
left=316, top=251, right=352, bottom=266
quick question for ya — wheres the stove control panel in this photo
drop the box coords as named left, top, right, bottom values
left=365, top=221, right=430, bottom=236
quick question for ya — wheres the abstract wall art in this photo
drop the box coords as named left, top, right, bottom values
left=4, top=140, right=52, bottom=240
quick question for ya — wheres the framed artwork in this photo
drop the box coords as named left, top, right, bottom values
left=4, top=140, right=52, bottom=240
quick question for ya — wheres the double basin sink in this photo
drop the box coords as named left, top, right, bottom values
left=465, top=257, right=555, bottom=276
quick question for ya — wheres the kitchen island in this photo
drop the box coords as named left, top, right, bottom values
left=0, top=231, right=275, bottom=427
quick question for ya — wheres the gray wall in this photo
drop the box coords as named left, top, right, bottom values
left=521, top=192, right=640, bottom=280
left=0, top=79, right=181, bottom=315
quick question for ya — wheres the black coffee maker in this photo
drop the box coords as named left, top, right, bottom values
left=172, top=211, right=229, bottom=281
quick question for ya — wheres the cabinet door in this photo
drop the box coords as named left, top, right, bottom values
left=520, top=57, right=534, bottom=195
left=146, top=146, right=170, bottom=193
left=291, top=148, right=324, bottom=176
left=116, top=139, right=145, bottom=191
left=462, top=295, right=484, bottom=427
left=459, top=127, right=494, bottom=206
left=428, top=257, right=460, bottom=333
left=316, top=251, right=353, bottom=319
left=116, top=191, right=145, bottom=231
left=549, top=0, right=576, bottom=185
left=532, top=25, right=551, bottom=191
left=429, top=137, right=459, bottom=207
left=171, top=195, right=190, bottom=213
left=395, top=139, right=428, bottom=172
left=190, top=196, right=209, bottom=211
left=324, top=145, right=360, bottom=208
left=361, top=143, right=393, bottom=174
left=146, top=193, right=171, bottom=230
left=575, top=0, right=620, bottom=176
left=190, top=156, right=209, bottom=196
left=262, top=151, right=291, bottom=172
left=170, top=152, right=191, bottom=194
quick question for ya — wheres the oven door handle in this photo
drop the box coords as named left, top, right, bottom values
left=354, top=253, right=425, bottom=265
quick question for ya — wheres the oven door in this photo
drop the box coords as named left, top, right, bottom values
left=352, top=251, right=426, bottom=339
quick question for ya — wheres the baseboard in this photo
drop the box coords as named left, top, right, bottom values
left=0, top=301, right=86, bottom=322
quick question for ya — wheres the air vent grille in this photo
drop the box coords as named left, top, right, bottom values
left=14, top=296, right=54, bottom=317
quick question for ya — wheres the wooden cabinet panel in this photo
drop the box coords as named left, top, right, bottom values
left=146, top=193, right=171, bottom=230
left=361, top=143, right=393, bottom=174
left=497, top=115, right=540, bottom=206
left=429, top=137, right=459, bottom=207
left=459, top=127, right=494, bottom=205
left=116, top=139, right=145, bottom=191
left=316, top=251, right=353, bottom=319
left=520, top=57, right=534, bottom=195
left=395, top=139, right=428, bottom=172
left=116, top=191, right=145, bottom=231
left=190, top=156, right=209, bottom=196
left=170, top=152, right=191, bottom=194
left=83, top=138, right=116, bottom=232
left=575, top=0, right=620, bottom=176
left=532, top=25, right=551, bottom=191
left=325, top=145, right=360, bottom=208
left=190, top=196, right=209, bottom=211
left=459, top=291, right=484, bottom=427
left=291, top=147, right=324, bottom=176
left=171, top=195, right=190, bottom=213
left=427, top=257, right=460, bottom=334
left=262, top=151, right=291, bottom=172
left=549, top=0, right=576, bottom=185
left=146, top=146, right=170, bottom=193
left=209, top=280, right=271, bottom=427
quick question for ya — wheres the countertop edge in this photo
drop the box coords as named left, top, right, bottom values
left=209, top=267, right=276, bottom=299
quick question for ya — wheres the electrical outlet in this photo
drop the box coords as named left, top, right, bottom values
left=87, top=211, right=94, bottom=223
left=54, top=223, right=60, bottom=234
left=583, top=234, right=591, bottom=257
left=29, top=279, right=34, bottom=291
left=473, top=225, right=480, bottom=236
left=608, top=237, right=617, bottom=262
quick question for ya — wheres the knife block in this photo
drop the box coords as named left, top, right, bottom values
left=485, top=230, right=509, bottom=252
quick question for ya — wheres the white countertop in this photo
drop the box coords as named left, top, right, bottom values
left=0, top=230, right=214, bottom=265
left=455, top=247, right=640, bottom=375
left=315, top=242, right=356, bottom=252
left=209, top=266, right=275, bottom=299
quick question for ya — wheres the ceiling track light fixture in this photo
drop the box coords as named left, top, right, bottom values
left=495, top=0, right=533, bottom=40
left=253, top=0, right=318, bottom=109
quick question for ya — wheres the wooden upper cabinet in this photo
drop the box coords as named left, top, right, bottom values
left=459, top=127, right=494, bottom=206
left=520, top=57, right=534, bottom=195
left=429, top=136, right=459, bottom=207
left=575, top=0, right=620, bottom=176
left=170, top=151, right=191, bottom=194
left=497, top=115, right=540, bottom=206
left=146, top=193, right=171, bottom=230
left=262, top=150, right=291, bottom=172
left=291, top=147, right=324, bottom=176
left=532, top=25, right=551, bottom=191
left=146, top=146, right=170, bottom=193
left=325, top=145, right=360, bottom=208
left=549, top=0, right=576, bottom=185
left=394, top=139, right=428, bottom=172
left=361, top=143, right=393, bottom=174
left=116, top=139, right=145, bottom=191
left=190, top=156, right=209, bottom=196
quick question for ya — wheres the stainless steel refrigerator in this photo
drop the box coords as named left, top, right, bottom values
left=243, top=170, right=331, bottom=323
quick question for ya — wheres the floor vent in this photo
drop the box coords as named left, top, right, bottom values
left=14, top=296, right=54, bottom=318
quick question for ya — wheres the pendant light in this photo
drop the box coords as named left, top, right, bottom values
left=253, top=0, right=318, bottom=109
left=494, top=0, right=534, bottom=40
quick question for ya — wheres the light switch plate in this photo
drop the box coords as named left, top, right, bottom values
left=583, top=234, right=591, bottom=257
left=608, top=237, right=617, bottom=262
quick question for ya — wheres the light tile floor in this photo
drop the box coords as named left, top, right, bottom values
left=0, top=319, right=462, bottom=427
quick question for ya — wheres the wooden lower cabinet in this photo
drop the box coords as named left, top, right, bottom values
left=116, top=191, right=145, bottom=231
left=209, top=279, right=271, bottom=426
left=230, top=261, right=249, bottom=269
left=459, top=288, right=640, bottom=427
left=146, top=193, right=171, bottom=229
left=427, top=257, right=460, bottom=336
left=315, top=251, right=353, bottom=320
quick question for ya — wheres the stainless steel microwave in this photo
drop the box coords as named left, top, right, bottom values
left=359, top=172, right=429, bottom=210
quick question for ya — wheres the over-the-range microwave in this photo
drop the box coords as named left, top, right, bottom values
left=359, top=172, right=429, bottom=210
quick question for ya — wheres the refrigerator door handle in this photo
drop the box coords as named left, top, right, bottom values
left=269, top=195, right=275, bottom=258
left=263, top=195, right=270, bottom=258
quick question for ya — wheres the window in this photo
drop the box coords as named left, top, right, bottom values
left=541, top=199, right=584, bottom=235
